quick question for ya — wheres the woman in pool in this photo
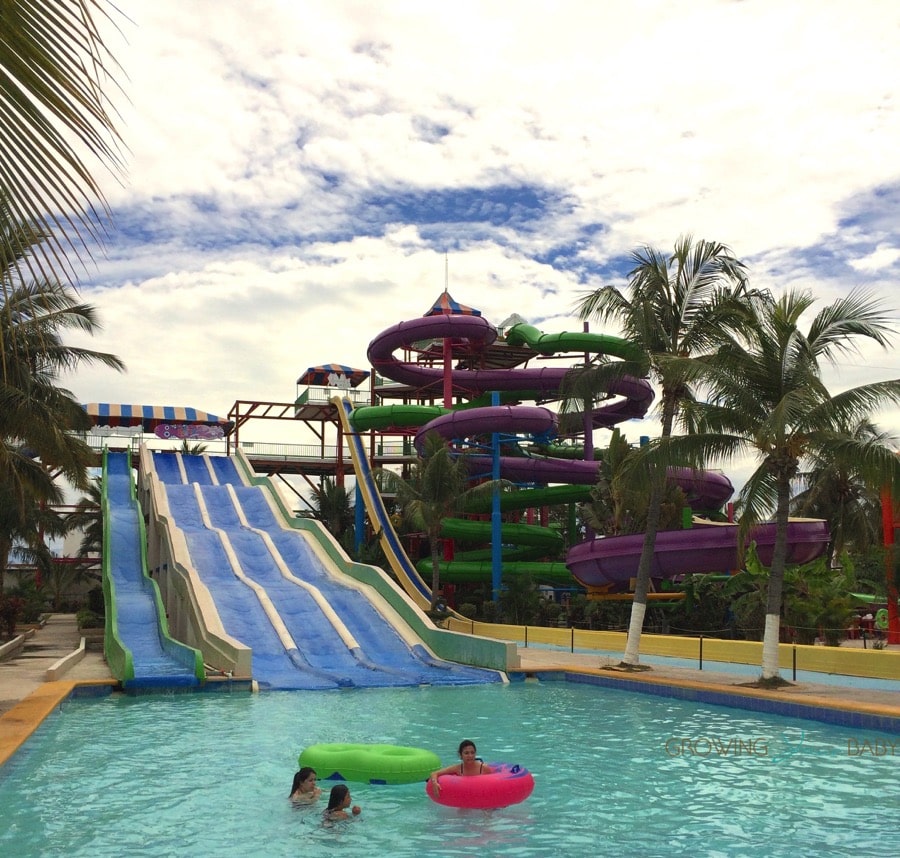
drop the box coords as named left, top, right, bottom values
left=429, top=740, right=494, bottom=795
left=322, top=783, right=361, bottom=822
left=289, top=767, right=322, bottom=803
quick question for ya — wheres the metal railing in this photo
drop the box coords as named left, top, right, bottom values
left=76, top=433, right=412, bottom=464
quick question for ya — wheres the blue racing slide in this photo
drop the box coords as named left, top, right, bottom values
left=103, top=452, right=204, bottom=689
left=152, top=452, right=498, bottom=690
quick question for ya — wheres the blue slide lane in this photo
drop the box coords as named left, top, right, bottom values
left=154, top=453, right=496, bottom=689
left=105, top=453, right=199, bottom=688
left=219, top=486, right=493, bottom=685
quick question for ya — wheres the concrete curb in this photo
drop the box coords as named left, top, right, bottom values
left=0, top=628, right=35, bottom=661
left=45, top=638, right=87, bottom=682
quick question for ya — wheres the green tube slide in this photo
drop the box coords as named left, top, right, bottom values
left=505, top=322, right=643, bottom=362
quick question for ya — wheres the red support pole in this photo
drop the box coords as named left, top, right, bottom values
left=880, top=486, right=900, bottom=644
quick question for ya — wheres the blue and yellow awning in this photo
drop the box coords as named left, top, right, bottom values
left=81, top=403, right=232, bottom=432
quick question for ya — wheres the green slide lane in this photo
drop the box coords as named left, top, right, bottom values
left=441, top=517, right=563, bottom=550
left=505, top=322, right=642, bottom=362
left=416, top=558, right=573, bottom=586
left=349, top=404, right=448, bottom=431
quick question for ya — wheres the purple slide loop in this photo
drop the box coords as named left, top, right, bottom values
left=367, top=314, right=652, bottom=421
left=414, top=405, right=558, bottom=454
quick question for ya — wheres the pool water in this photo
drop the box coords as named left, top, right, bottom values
left=1, top=683, right=897, bottom=857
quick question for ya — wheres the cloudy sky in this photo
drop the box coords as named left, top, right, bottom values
left=66, top=0, right=900, bottom=488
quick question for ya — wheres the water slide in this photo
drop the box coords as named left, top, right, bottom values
left=336, top=398, right=435, bottom=609
left=359, top=309, right=828, bottom=595
left=149, top=451, right=497, bottom=689
left=567, top=518, right=831, bottom=591
left=102, top=451, right=204, bottom=688
left=350, top=315, right=654, bottom=594
left=368, top=314, right=653, bottom=423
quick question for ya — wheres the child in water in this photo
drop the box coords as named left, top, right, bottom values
left=289, top=767, right=322, bottom=803
left=322, top=784, right=361, bottom=822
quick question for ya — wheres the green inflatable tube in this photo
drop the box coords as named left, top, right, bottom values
left=299, top=743, right=441, bottom=785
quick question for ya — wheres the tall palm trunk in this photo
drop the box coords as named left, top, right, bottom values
left=621, top=397, right=677, bottom=666
left=622, top=476, right=664, bottom=664
left=761, top=478, right=792, bottom=679
left=429, top=538, right=443, bottom=609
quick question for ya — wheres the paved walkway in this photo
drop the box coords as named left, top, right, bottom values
left=514, top=646, right=900, bottom=713
left=0, top=614, right=114, bottom=717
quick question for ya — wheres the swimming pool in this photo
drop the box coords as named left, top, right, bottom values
left=1, top=683, right=896, bottom=857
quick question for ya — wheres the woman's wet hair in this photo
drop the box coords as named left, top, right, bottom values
left=326, top=783, right=349, bottom=811
left=290, top=766, right=316, bottom=796
left=458, top=739, right=476, bottom=755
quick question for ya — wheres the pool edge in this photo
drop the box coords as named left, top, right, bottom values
left=0, top=680, right=118, bottom=767
left=509, top=667, right=900, bottom=734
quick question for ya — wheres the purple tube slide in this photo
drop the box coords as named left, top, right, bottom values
left=566, top=519, right=830, bottom=590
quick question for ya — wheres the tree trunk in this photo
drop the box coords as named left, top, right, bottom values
left=760, top=479, right=792, bottom=680
left=430, top=541, right=442, bottom=610
left=621, top=476, right=664, bottom=666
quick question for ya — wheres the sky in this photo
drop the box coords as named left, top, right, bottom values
left=63, top=0, right=900, bottom=494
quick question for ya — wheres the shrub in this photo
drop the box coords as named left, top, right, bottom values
left=0, top=595, right=25, bottom=639
left=76, top=609, right=104, bottom=629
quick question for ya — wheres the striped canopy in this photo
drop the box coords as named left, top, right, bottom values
left=424, top=290, right=482, bottom=317
left=296, top=364, right=370, bottom=387
left=82, top=403, right=232, bottom=432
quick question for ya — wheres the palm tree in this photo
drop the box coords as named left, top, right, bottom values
left=790, top=418, right=889, bottom=566
left=0, top=0, right=125, bottom=293
left=573, top=235, right=751, bottom=667
left=672, top=288, right=900, bottom=682
left=1, top=277, right=125, bottom=499
left=66, top=479, right=103, bottom=561
left=378, top=432, right=500, bottom=611
left=312, top=476, right=354, bottom=545
left=0, top=474, right=67, bottom=594
left=581, top=429, right=687, bottom=537
left=1, top=208, right=124, bottom=590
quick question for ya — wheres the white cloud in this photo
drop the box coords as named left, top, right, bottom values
left=57, top=0, right=900, bottom=477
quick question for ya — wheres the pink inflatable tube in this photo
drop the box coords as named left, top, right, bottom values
left=425, top=763, right=535, bottom=809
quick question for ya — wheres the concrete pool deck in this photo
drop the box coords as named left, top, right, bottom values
left=2, top=614, right=899, bottom=767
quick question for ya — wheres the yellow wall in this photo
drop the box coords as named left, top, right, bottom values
left=445, top=619, right=900, bottom=681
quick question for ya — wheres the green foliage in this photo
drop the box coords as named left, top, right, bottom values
left=480, top=600, right=500, bottom=624
left=498, top=572, right=541, bottom=625
left=847, top=544, right=890, bottom=593
left=783, top=556, right=857, bottom=646
left=76, top=608, right=103, bottom=629
left=378, top=432, right=504, bottom=609
left=311, top=476, right=354, bottom=542
left=722, top=546, right=770, bottom=640
left=537, top=598, right=563, bottom=626
left=580, top=430, right=689, bottom=537
left=0, top=2, right=125, bottom=287
left=668, top=574, right=734, bottom=636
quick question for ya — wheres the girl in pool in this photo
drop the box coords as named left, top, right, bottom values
left=322, top=784, right=361, bottom=822
left=289, top=767, right=322, bottom=803
left=429, top=740, right=494, bottom=795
